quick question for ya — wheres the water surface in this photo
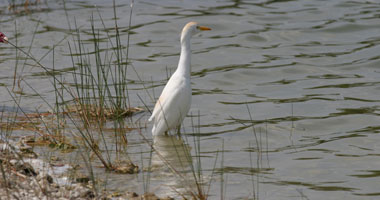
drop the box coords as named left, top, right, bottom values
left=0, top=0, right=380, bottom=199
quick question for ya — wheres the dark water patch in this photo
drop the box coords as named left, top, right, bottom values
left=132, top=58, right=155, bottom=62
left=334, top=154, right=365, bottom=158
left=367, top=153, right=380, bottom=157
left=295, top=51, right=348, bottom=58
left=197, top=121, right=236, bottom=128
left=239, top=28, right=271, bottom=35
left=227, top=114, right=334, bottom=128
left=344, top=97, right=380, bottom=103
left=192, top=88, right=234, bottom=95
left=294, top=41, right=324, bottom=47
left=38, top=25, right=73, bottom=34
left=328, top=133, right=366, bottom=141
left=207, top=2, right=245, bottom=10
left=293, top=157, right=322, bottom=160
left=185, top=126, right=251, bottom=137
left=307, top=74, right=363, bottom=80
left=148, top=52, right=178, bottom=58
left=264, top=180, right=356, bottom=192
left=274, top=132, right=370, bottom=153
left=307, top=81, right=380, bottom=89
left=30, top=67, right=77, bottom=77
left=361, top=36, right=380, bottom=45
left=275, top=141, right=331, bottom=153
left=350, top=170, right=380, bottom=178
left=334, top=1, right=378, bottom=8
left=216, top=166, right=273, bottom=176
left=349, top=125, right=380, bottom=134
left=308, top=19, right=337, bottom=30
left=209, top=34, right=237, bottom=39
left=310, top=185, right=356, bottom=192
left=242, top=147, right=275, bottom=154
left=192, top=64, right=250, bottom=77
left=201, top=44, right=249, bottom=53
left=367, top=55, right=380, bottom=62
left=260, top=43, right=282, bottom=50
left=135, top=40, right=152, bottom=47
left=142, top=8, right=244, bottom=18
left=348, top=144, right=373, bottom=151
left=219, top=94, right=337, bottom=105
left=253, top=61, right=296, bottom=69
left=72, top=2, right=127, bottom=9
left=331, top=106, right=380, bottom=117
left=301, top=148, right=338, bottom=154
left=73, top=21, right=159, bottom=37
left=353, top=192, right=380, bottom=197
left=257, top=79, right=297, bottom=85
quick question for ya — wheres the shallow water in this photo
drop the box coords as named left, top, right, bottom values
left=1, top=0, right=380, bottom=199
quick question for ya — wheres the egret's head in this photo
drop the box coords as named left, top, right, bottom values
left=181, top=22, right=211, bottom=43
left=0, top=32, right=8, bottom=44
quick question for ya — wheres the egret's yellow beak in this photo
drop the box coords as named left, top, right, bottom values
left=198, top=26, right=211, bottom=31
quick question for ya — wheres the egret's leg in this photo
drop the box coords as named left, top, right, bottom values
left=176, top=125, right=181, bottom=136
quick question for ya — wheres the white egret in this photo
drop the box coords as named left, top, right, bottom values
left=0, top=32, right=8, bottom=44
left=149, top=22, right=211, bottom=136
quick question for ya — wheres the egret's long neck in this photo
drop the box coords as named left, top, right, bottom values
left=176, top=35, right=191, bottom=78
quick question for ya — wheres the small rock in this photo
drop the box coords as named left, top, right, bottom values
left=16, top=162, right=37, bottom=176
left=71, top=191, right=79, bottom=198
left=80, top=189, right=95, bottom=198
left=75, top=174, right=90, bottom=183
left=9, top=159, right=17, bottom=165
left=46, top=174, right=53, bottom=184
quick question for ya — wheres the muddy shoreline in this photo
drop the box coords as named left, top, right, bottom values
left=0, top=138, right=171, bottom=200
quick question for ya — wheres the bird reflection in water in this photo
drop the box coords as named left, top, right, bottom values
left=152, top=135, right=192, bottom=171
left=151, top=135, right=204, bottom=197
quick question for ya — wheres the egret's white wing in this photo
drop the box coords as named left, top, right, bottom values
left=150, top=75, right=191, bottom=136
left=149, top=73, right=186, bottom=122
